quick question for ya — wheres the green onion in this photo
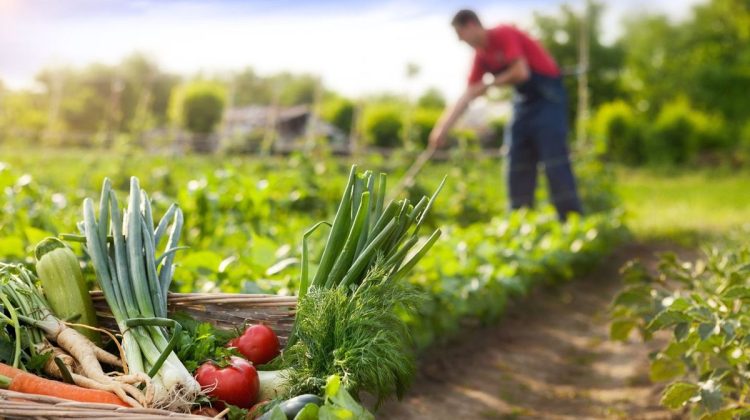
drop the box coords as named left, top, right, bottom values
left=292, top=164, right=446, bottom=330
left=81, top=177, right=200, bottom=411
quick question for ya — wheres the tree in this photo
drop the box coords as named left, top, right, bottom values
left=271, top=72, right=318, bottom=106
left=534, top=1, right=625, bottom=128
left=619, top=0, right=750, bottom=144
left=232, top=68, right=273, bottom=106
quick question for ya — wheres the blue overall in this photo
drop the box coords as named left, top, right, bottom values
left=504, top=71, right=583, bottom=220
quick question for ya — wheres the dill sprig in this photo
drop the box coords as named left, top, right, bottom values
left=285, top=261, right=423, bottom=405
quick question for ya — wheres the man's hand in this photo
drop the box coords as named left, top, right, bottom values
left=467, top=81, right=489, bottom=98
left=427, top=81, right=487, bottom=151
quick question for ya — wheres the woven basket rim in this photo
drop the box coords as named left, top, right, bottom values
left=90, top=290, right=298, bottom=304
left=0, top=389, right=212, bottom=418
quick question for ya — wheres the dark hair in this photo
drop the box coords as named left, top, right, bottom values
left=452, top=9, right=481, bottom=27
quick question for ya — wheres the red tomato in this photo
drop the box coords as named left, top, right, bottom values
left=228, top=324, right=280, bottom=365
left=195, top=356, right=259, bottom=409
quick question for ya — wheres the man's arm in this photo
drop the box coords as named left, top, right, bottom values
left=491, top=58, right=529, bottom=86
left=428, top=58, right=529, bottom=148
left=428, top=82, right=487, bottom=148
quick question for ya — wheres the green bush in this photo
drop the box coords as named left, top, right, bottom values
left=169, top=81, right=227, bottom=135
left=740, top=121, right=750, bottom=162
left=362, top=104, right=403, bottom=148
left=590, top=100, right=644, bottom=165
left=645, top=99, right=715, bottom=165
left=410, top=107, right=441, bottom=147
left=486, top=117, right=506, bottom=149
left=321, top=97, right=355, bottom=135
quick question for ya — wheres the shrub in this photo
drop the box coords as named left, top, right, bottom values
left=410, top=107, right=442, bottom=148
left=645, top=99, right=715, bottom=165
left=485, top=117, right=507, bottom=149
left=169, top=81, right=227, bottom=135
left=320, top=97, right=355, bottom=135
left=739, top=120, right=750, bottom=162
left=362, top=104, right=403, bottom=148
left=590, top=100, right=644, bottom=165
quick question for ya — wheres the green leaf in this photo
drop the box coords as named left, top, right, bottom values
left=0, top=334, right=14, bottom=364
left=721, top=286, right=750, bottom=299
left=327, top=380, right=365, bottom=413
left=721, top=321, right=737, bottom=341
left=701, top=410, right=736, bottom=420
left=674, top=322, right=690, bottom=341
left=610, top=320, right=636, bottom=341
left=26, top=351, right=52, bottom=373
left=663, top=340, right=692, bottom=359
left=699, top=380, right=724, bottom=413
left=646, top=310, right=692, bottom=332
left=650, top=356, right=685, bottom=382
left=687, top=306, right=715, bottom=323
left=322, top=375, right=374, bottom=420
left=613, top=286, right=651, bottom=306
left=667, top=297, right=691, bottom=311
left=620, top=260, right=651, bottom=284
left=660, top=382, right=698, bottom=409
left=293, top=404, right=321, bottom=420
left=319, top=406, right=355, bottom=420
left=698, top=323, right=717, bottom=341
left=268, top=406, right=287, bottom=420
left=324, top=374, right=342, bottom=399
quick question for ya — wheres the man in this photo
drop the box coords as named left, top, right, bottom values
left=429, top=9, right=583, bottom=220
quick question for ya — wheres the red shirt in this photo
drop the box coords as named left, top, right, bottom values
left=468, top=25, right=560, bottom=85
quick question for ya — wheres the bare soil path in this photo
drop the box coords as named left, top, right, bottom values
left=379, top=243, right=691, bottom=420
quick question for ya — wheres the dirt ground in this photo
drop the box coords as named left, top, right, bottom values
left=379, top=243, right=691, bottom=420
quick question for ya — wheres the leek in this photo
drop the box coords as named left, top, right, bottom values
left=81, top=177, right=200, bottom=411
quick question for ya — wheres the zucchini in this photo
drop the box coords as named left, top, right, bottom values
left=35, top=237, right=99, bottom=343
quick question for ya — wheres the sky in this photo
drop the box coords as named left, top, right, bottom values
left=0, top=0, right=703, bottom=101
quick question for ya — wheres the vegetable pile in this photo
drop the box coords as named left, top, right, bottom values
left=0, top=165, right=444, bottom=419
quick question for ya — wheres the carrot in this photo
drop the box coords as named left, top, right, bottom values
left=3, top=372, right=130, bottom=407
left=0, top=362, right=25, bottom=379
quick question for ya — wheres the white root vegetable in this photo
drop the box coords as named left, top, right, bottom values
left=0, top=262, right=151, bottom=408
left=258, top=369, right=292, bottom=401
left=32, top=314, right=151, bottom=407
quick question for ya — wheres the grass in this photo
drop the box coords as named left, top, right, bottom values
left=616, top=166, right=750, bottom=244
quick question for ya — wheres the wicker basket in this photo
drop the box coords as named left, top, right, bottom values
left=0, top=292, right=297, bottom=419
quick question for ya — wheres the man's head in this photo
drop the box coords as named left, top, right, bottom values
left=452, top=9, right=485, bottom=48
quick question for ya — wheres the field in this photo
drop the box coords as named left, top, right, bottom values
left=2, top=146, right=750, bottom=418
left=0, top=146, right=620, bottom=346
left=617, top=167, right=750, bottom=243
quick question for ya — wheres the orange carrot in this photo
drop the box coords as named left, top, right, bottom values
left=6, top=372, right=129, bottom=407
left=0, top=363, right=25, bottom=379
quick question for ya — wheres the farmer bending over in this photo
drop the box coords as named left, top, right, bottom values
left=429, top=9, right=583, bottom=220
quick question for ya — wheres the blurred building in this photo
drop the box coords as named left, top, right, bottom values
left=222, top=105, right=347, bottom=154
